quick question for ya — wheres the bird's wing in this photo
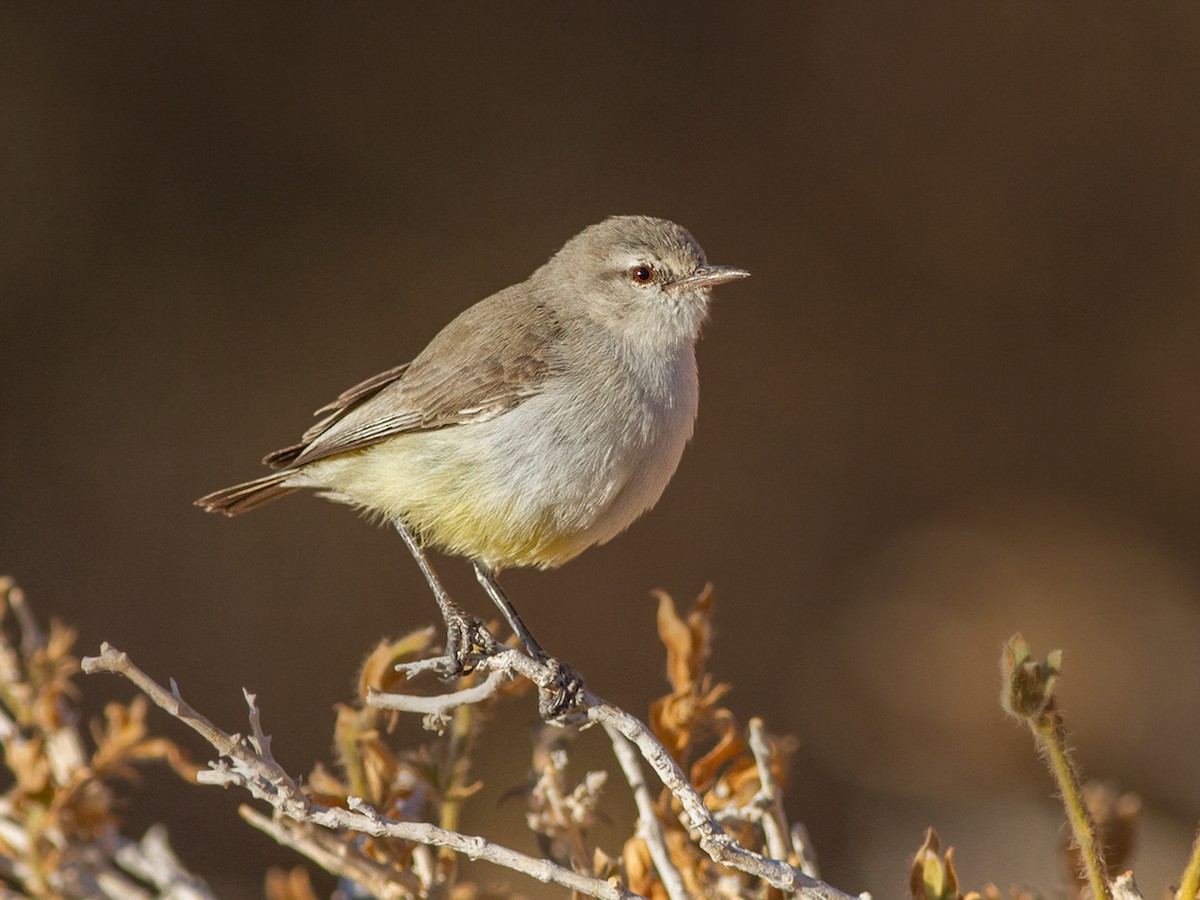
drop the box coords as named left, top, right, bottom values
left=264, top=289, right=563, bottom=469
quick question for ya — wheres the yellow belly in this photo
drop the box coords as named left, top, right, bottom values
left=301, top=435, right=594, bottom=570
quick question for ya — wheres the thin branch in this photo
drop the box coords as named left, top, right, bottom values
left=3, top=580, right=45, bottom=659
left=83, top=644, right=309, bottom=816
left=748, top=717, right=790, bottom=863
left=238, top=806, right=419, bottom=900
left=111, top=826, right=214, bottom=900
left=82, top=644, right=645, bottom=900
left=790, top=823, right=821, bottom=881
left=367, top=668, right=510, bottom=715
left=604, top=724, right=689, bottom=900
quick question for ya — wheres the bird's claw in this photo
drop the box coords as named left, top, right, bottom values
left=537, top=657, right=586, bottom=721
left=438, top=610, right=496, bottom=679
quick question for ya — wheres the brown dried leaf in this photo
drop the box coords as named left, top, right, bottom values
left=82, top=696, right=196, bottom=785
left=648, top=694, right=693, bottom=762
left=655, top=591, right=696, bottom=695
left=123, top=736, right=203, bottom=782
left=448, top=883, right=520, bottom=900
left=57, top=778, right=117, bottom=835
left=305, top=761, right=349, bottom=805
left=360, top=738, right=403, bottom=808
left=29, top=620, right=80, bottom=727
left=44, top=618, right=79, bottom=666
left=622, top=836, right=654, bottom=898
left=358, top=628, right=437, bottom=698
left=689, top=716, right=746, bottom=794
left=90, top=698, right=149, bottom=772
left=265, top=865, right=320, bottom=900
left=653, top=586, right=715, bottom=696
left=664, top=826, right=712, bottom=898
left=7, top=736, right=52, bottom=795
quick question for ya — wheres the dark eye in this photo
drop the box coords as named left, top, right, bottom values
left=630, top=264, right=655, bottom=284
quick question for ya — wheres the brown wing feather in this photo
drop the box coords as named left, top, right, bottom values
left=263, top=362, right=412, bottom=468
left=269, top=287, right=563, bottom=470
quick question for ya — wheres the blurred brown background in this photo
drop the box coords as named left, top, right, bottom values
left=3, top=4, right=1199, bottom=897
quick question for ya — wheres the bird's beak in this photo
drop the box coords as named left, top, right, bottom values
left=665, top=265, right=751, bottom=291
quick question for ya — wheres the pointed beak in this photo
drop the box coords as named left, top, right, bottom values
left=665, top=265, right=751, bottom=292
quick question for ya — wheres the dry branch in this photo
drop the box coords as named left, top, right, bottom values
left=82, top=643, right=644, bottom=900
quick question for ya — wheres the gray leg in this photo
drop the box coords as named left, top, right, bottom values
left=473, top=563, right=548, bottom=660
left=473, top=562, right=584, bottom=717
left=393, top=520, right=494, bottom=673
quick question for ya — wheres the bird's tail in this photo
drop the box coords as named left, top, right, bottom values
left=195, top=470, right=297, bottom=516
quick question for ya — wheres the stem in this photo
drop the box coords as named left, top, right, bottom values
left=1034, top=713, right=1111, bottom=900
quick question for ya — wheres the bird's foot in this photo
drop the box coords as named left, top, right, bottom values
left=438, top=607, right=497, bottom=679
left=536, top=656, right=586, bottom=721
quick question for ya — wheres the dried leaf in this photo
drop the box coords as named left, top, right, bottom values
left=265, top=865, right=320, bottom=900
left=655, top=591, right=697, bottom=694
left=305, top=761, right=348, bottom=805
left=358, top=628, right=437, bottom=698
left=653, top=585, right=715, bottom=696
left=623, top=836, right=654, bottom=897
left=7, top=736, right=52, bottom=795
left=689, top=717, right=746, bottom=794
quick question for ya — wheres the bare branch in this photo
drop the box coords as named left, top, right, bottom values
left=83, top=644, right=646, bottom=900
left=111, top=826, right=214, bottom=900
left=604, top=724, right=689, bottom=900
left=748, top=717, right=790, bottom=863
left=367, top=668, right=510, bottom=715
left=238, top=806, right=419, bottom=900
left=790, top=823, right=821, bottom=881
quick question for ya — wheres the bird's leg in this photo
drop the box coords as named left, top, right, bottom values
left=393, top=520, right=495, bottom=676
left=473, top=563, right=584, bottom=718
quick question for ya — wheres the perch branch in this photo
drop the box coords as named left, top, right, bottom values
left=372, top=644, right=861, bottom=899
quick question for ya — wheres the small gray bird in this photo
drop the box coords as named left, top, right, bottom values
left=197, top=216, right=748, bottom=713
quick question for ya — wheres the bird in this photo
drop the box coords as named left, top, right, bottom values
left=196, top=215, right=749, bottom=715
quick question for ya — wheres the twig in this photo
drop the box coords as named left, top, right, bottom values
left=367, top=668, right=510, bottom=715
left=790, top=823, right=821, bottom=881
left=748, top=717, right=791, bottom=863
left=532, top=748, right=595, bottom=877
left=82, top=644, right=645, bottom=900
left=604, top=724, right=689, bottom=900
left=83, top=644, right=309, bottom=816
left=238, top=806, right=418, bottom=900
left=111, top=826, right=214, bottom=900
left=2, top=579, right=45, bottom=659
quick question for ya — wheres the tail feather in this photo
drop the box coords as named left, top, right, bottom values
left=195, top=470, right=298, bottom=516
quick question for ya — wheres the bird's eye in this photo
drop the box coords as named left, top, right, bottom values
left=630, top=264, right=655, bottom=284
